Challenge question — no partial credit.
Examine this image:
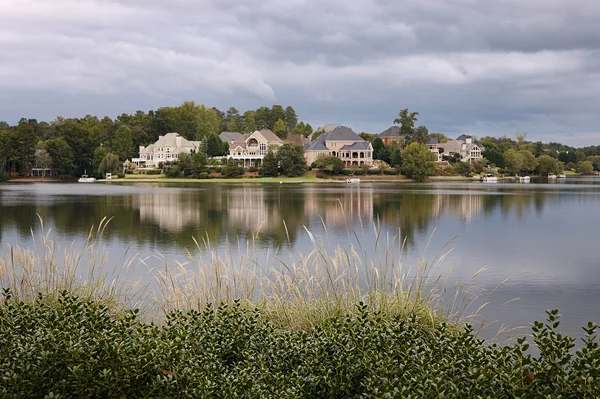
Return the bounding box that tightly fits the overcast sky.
[1,0,598,145]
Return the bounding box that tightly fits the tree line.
[0,102,311,180]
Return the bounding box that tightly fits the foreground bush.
[1,291,598,398]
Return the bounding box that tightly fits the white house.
[132,133,202,168]
[439,135,484,163]
[220,130,284,168]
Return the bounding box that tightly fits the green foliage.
[112,125,134,161]
[1,292,599,398]
[276,143,306,177]
[314,154,344,175]
[45,137,75,176]
[164,164,181,178]
[536,155,560,176]
[483,143,505,168]
[453,162,473,177]
[260,149,279,176]
[145,169,162,175]
[205,133,228,157]
[222,159,243,178]
[401,142,436,182]
[504,148,522,175]
[577,161,594,175]
[393,108,428,145]
[97,153,120,178]
[273,118,287,139]
[117,172,125,179]
[284,106,298,130]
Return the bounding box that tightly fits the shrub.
[341,169,351,176]
[146,169,162,175]
[117,172,125,179]
[353,169,366,176]
[248,166,257,173]
[1,292,599,398]
[367,169,380,175]
[124,169,133,175]
[383,168,398,175]
[0,169,9,182]
[199,172,210,179]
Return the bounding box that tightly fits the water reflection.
[0,182,597,250]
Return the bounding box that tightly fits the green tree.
[358,133,373,142]
[260,149,279,176]
[112,125,133,161]
[97,152,120,178]
[314,154,344,175]
[205,133,228,157]
[536,155,559,176]
[401,142,436,182]
[190,151,207,177]
[222,158,243,178]
[503,148,522,175]
[453,162,472,177]
[519,150,537,174]
[428,132,449,143]
[577,161,594,175]
[224,107,242,132]
[93,146,111,176]
[372,137,390,163]
[276,143,306,177]
[393,109,423,145]
[243,110,257,132]
[273,119,287,139]
[284,106,298,130]
[35,148,52,170]
[483,144,505,168]
[389,147,402,168]
[45,137,75,176]
[255,107,271,130]
[270,105,286,130]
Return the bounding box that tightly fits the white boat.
[548,174,557,179]
[78,170,96,183]
[517,176,530,182]
[346,178,360,184]
[557,174,566,178]
[482,173,498,182]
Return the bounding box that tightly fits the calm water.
[1,178,600,340]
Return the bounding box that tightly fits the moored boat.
[78,170,96,183]
[517,176,530,182]
[346,178,360,184]
[557,174,566,178]
[548,174,557,179]
[482,173,498,182]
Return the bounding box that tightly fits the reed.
[0,214,488,331]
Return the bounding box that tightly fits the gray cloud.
[0,0,599,145]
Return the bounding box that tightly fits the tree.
[577,161,594,175]
[389,147,402,168]
[314,154,344,175]
[112,125,133,161]
[358,133,373,142]
[393,109,422,145]
[190,151,207,177]
[536,155,560,176]
[93,146,111,176]
[255,106,271,130]
[428,132,449,143]
[97,152,120,178]
[35,148,52,170]
[260,149,279,176]
[503,149,522,175]
[205,133,228,157]
[371,137,390,163]
[242,110,257,132]
[45,137,75,176]
[270,105,286,130]
[276,143,306,177]
[224,107,242,132]
[483,144,505,168]
[519,150,537,174]
[273,119,287,139]
[222,158,243,178]
[453,162,472,177]
[284,106,298,130]
[401,142,436,182]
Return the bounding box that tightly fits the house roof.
[340,142,371,151]
[140,144,155,154]
[321,124,337,133]
[326,126,363,141]
[255,129,283,143]
[456,134,473,141]
[153,132,201,149]
[378,126,400,138]
[304,132,329,151]
[427,137,438,145]
[220,132,246,143]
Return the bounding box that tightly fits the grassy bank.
[1,219,599,397]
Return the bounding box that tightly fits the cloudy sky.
[1,0,598,145]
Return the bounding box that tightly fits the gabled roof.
[140,144,155,154]
[154,132,199,148]
[321,124,337,133]
[220,132,246,143]
[326,126,362,141]
[304,132,329,151]
[378,126,400,138]
[255,129,283,143]
[427,137,439,145]
[456,134,473,141]
[340,142,372,151]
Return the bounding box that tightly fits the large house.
[304,126,374,167]
[219,129,284,168]
[378,126,401,146]
[132,133,202,168]
[439,135,484,163]
[426,138,443,162]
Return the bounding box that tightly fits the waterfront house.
[220,129,284,168]
[426,137,443,162]
[305,126,374,167]
[439,135,484,163]
[378,126,401,146]
[132,133,202,168]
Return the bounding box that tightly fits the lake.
[1,178,599,341]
